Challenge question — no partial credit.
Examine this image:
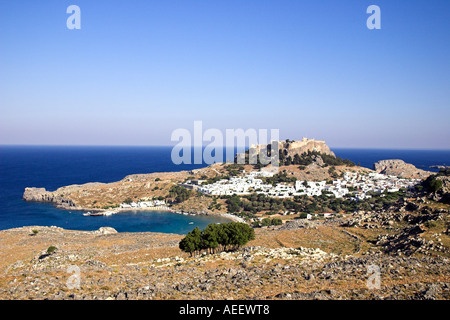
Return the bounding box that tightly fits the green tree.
[226,195,242,213]
[201,224,219,254]
[179,235,196,256]
[179,222,255,255]
[169,185,193,203]
[179,227,202,256]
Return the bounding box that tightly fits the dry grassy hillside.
[1,199,449,300]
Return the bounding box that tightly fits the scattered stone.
[93,227,118,235]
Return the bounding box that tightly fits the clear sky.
[0,0,449,149]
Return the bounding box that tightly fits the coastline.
[49,203,244,224]
[18,150,443,233]
[100,208,245,223]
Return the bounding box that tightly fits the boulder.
[94,227,118,235]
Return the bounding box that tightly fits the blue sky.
[0,0,449,148]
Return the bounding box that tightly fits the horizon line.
[0,144,450,151]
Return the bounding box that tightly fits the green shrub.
[424,220,440,229]
[168,185,193,203]
[47,246,57,254]
[271,218,283,226]
[297,213,308,219]
[123,197,133,204]
[429,179,443,193]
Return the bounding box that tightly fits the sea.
[0,146,449,234]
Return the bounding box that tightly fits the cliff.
[373,159,433,179]
[23,187,79,210]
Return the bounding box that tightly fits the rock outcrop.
[93,227,118,235]
[23,187,79,210]
[373,159,433,179]
[427,175,450,203]
[23,188,52,202]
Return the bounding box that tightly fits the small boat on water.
[189,222,194,225]
[83,212,104,217]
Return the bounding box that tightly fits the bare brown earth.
[1,199,449,300]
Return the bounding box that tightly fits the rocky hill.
[373,159,433,179]
[246,137,335,159]
[277,138,336,157]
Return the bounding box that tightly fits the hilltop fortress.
[278,137,336,157]
[247,137,335,158]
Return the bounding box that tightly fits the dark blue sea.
[0,146,449,233]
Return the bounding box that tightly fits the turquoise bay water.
[37,209,232,234]
[0,146,449,234]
